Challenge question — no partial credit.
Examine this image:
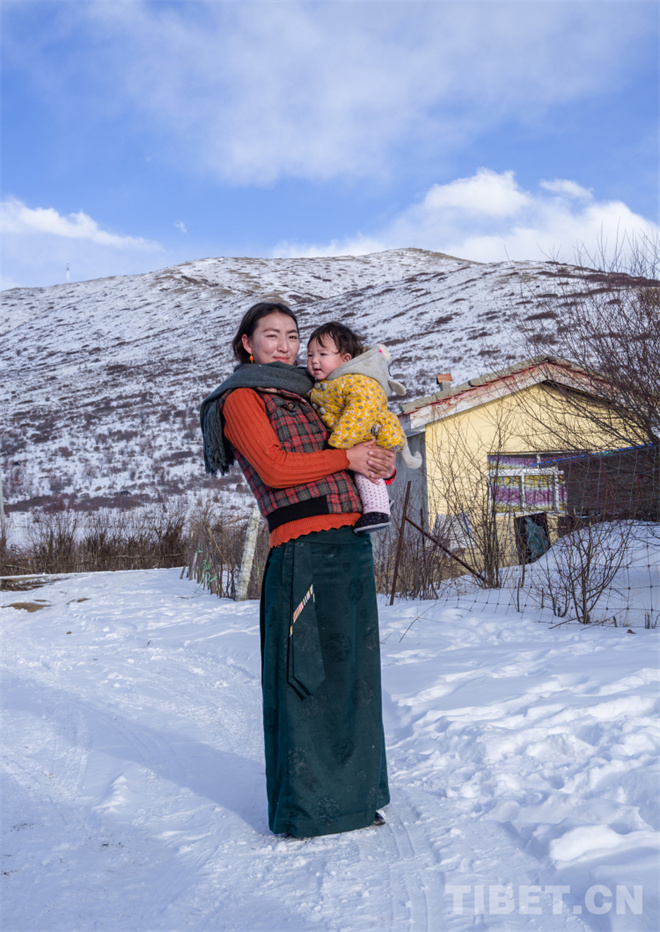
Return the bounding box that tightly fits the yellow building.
[397,356,652,573]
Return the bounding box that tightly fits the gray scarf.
[200,362,315,475]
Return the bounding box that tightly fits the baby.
[307,321,421,533]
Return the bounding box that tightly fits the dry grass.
[0,507,187,576]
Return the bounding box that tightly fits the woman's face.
[241,312,300,366]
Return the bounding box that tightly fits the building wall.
[423,382,642,563]
[388,430,427,524]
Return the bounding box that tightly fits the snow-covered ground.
[2,568,658,931]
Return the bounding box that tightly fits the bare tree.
[424,402,536,588]
[520,234,660,449]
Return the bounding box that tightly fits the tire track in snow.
[385,802,437,931]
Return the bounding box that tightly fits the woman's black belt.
[267,495,330,531]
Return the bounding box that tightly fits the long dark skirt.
[260,526,390,837]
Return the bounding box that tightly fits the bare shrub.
[0,531,10,577]
[3,505,187,575]
[372,491,452,600]
[29,509,79,573]
[526,519,634,623]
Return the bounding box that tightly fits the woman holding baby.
[200,301,402,838]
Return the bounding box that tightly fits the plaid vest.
[218,388,362,532]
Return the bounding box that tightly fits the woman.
[200,302,394,837]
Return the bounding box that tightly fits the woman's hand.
[346,441,396,482]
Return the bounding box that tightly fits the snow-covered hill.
[0,248,633,517]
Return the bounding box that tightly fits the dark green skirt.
[260,526,390,837]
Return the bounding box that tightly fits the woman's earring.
[249,354,254,363]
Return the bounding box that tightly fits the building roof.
[400,356,608,432]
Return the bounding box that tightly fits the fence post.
[189,548,199,581]
[390,481,412,605]
[235,506,261,601]
[0,458,6,540]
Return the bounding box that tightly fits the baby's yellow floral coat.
[311,373,407,450]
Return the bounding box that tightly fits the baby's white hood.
[326,345,406,398]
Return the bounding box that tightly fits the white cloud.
[66,0,652,185]
[272,170,659,266]
[0,198,163,289]
[1,198,159,249]
[174,221,188,234]
[420,170,530,218]
[540,179,593,200]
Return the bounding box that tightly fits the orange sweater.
[223,388,360,547]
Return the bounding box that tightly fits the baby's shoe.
[354,512,390,534]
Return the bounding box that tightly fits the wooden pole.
[235,505,261,601]
[404,515,490,586]
[0,460,6,540]
[389,481,411,605]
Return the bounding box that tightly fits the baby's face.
[307,338,352,381]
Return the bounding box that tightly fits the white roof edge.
[406,360,601,430]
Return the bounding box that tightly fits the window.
[488,454,567,514]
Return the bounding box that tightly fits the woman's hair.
[307,321,364,358]
[231,301,299,364]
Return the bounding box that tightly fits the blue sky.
[1,0,658,289]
